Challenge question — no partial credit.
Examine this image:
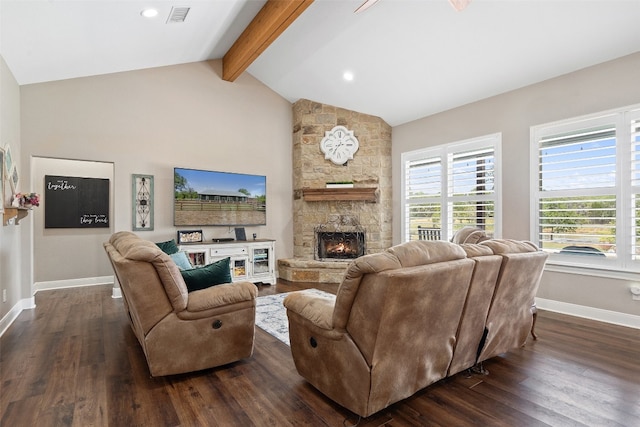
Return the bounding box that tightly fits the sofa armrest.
[283,290,336,331]
[184,281,257,315]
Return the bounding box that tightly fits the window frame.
[401,133,502,243]
[530,103,640,273]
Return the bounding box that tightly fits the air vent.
[167,6,190,23]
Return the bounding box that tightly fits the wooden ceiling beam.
[223,0,314,82]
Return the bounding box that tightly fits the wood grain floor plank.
[467,378,579,427]
[40,334,82,409]
[72,363,108,427]
[165,374,228,427]
[1,395,45,427]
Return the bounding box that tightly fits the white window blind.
[402,134,501,242]
[449,146,496,234]
[531,105,640,271]
[536,124,617,256]
[405,156,442,241]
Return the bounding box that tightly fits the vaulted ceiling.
[2,0,639,126]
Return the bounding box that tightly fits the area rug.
[255,289,334,346]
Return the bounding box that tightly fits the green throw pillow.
[180,257,232,292]
[170,251,193,270]
[156,239,179,255]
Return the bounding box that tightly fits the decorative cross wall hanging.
[133,174,154,231]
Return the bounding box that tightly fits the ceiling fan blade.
[354,0,380,14]
[448,0,472,12]
[355,0,471,14]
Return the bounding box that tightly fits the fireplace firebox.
[314,215,366,261]
[316,231,365,261]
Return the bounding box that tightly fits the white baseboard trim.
[0,297,36,337]
[33,276,114,293]
[536,298,640,329]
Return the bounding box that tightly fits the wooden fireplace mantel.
[301,188,377,202]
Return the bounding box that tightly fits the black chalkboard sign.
[44,175,110,228]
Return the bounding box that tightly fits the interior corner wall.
[392,52,640,319]
[0,54,25,320]
[20,60,293,288]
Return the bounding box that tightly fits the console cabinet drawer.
[210,247,247,257]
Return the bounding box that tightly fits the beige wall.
[0,54,25,320]
[393,52,640,318]
[20,60,293,290]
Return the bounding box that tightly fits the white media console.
[179,239,276,285]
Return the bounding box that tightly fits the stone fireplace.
[278,99,392,283]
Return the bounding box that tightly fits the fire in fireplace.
[316,231,365,261]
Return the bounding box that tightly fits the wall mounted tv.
[174,167,266,226]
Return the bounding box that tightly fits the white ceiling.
[2,0,640,126]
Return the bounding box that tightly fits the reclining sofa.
[104,231,257,376]
[283,238,547,417]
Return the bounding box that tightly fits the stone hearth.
[278,99,392,283]
[278,258,350,284]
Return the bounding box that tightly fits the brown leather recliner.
[447,243,502,376]
[284,239,547,418]
[448,239,547,376]
[104,231,257,376]
[475,239,548,363]
[451,226,490,244]
[284,241,476,417]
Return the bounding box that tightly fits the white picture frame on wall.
[10,166,19,194]
[4,144,13,176]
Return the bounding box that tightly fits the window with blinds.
[402,134,501,242]
[450,147,496,234]
[531,105,640,270]
[537,125,617,256]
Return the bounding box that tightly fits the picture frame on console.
[234,227,246,241]
[177,229,203,244]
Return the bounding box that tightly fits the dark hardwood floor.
[1,280,639,427]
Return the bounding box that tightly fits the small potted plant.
[325,181,354,189]
[14,192,40,208]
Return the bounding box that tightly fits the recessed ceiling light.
[141,8,159,18]
[343,71,354,81]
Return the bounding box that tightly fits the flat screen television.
[174,167,266,226]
